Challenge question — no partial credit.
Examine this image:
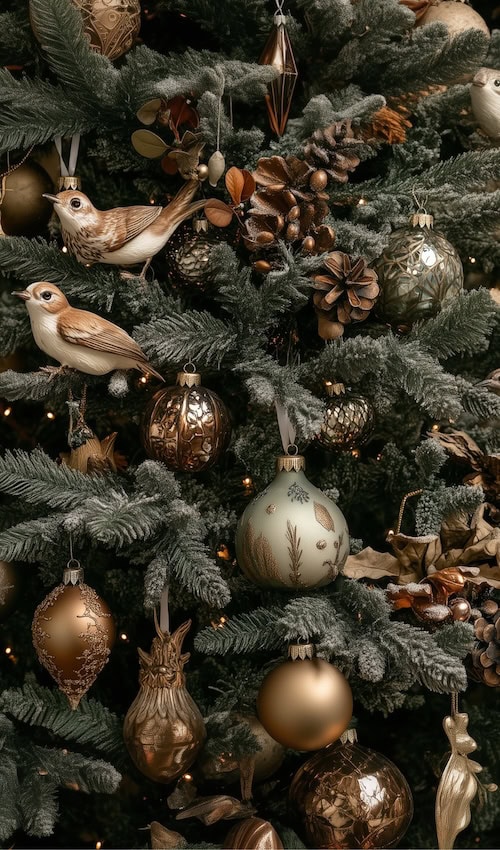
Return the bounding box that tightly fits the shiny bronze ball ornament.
[123,617,206,783]
[0,161,54,237]
[198,713,285,786]
[257,644,353,751]
[142,368,231,472]
[317,382,375,451]
[375,213,463,326]
[0,560,21,623]
[32,564,116,709]
[223,817,284,850]
[235,454,349,589]
[289,729,413,849]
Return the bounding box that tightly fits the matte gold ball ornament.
[0,161,54,237]
[32,563,116,709]
[198,713,285,786]
[0,560,21,623]
[123,617,206,783]
[416,1,489,41]
[235,454,349,589]
[375,213,464,326]
[289,729,413,849]
[318,382,375,451]
[256,643,353,751]
[142,367,231,472]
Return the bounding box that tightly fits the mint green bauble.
[235,455,349,589]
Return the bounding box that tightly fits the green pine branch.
[194,606,284,654]
[412,289,499,360]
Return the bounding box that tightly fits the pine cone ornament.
[303,120,362,183]
[361,106,412,145]
[312,251,379,340]
[245,155,330,251]
[472,598,500,687]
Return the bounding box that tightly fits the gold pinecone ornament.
[303,120,362,183]
[123,618,206,783]
[318,382,375,451]
[312,251,379,340]
[471,598,500,687]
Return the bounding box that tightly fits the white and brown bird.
[470,67,500,140]
[13,282,163,380]
[43,178,206,277]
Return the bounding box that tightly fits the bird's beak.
[472,73,487,87]
[42,193,60,204]
[12,290,31,301]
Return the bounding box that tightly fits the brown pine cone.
[244,155,331,251]
[472,598,500,687]
[303,120,362,184]
[361,106,412,145]
[312,251,379,340]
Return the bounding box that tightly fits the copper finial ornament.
[259,7,298,136]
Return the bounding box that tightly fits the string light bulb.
[96,842,102,850]
[46,411,55,420]
[5,646,11,655]
[3,407,11,417]
[120,632,128,641]
[431,422,440,432]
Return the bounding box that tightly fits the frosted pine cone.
[312,251,379,340]
[303,120,362,183]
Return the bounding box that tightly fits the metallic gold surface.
[0,162,53,237]
[275,454,305,473]
[58,176,82,191]
[142,375,231,472]
[257,655,352,751]
[318,386,375,451]
[199,714,285,785]
[0,560,21,623]
[123,619,206,783]
[223,817,284,850]
[259,16,298,137]
[32,579,115,709]
[290,736,413,848]
[72,0,141,60]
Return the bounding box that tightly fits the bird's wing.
[104,205,163,252]
[59,309,148,363]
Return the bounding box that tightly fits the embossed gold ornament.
[72,0,141,60]
[0,560,21,623]
[290,729,413,849]
[318,382,375,451]
[199,713,285,788]
[375,213,463,326]
[257,643,352,751]
[32,564,115,709]
[123,617,206,783]
[142,369,231,472]
[235,454,349,589]
[436,704,497,850]
[223,817,284,850]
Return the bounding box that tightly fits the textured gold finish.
[318,385,375,451]
[71,0,141,60]
[257,653,352,750]
[123,618,206,783]
[290,734,413,848]
[142,373,231,471]
[259,15,298,137]
[58,176,82,191]
[32,575,115,709]
[223,817,284,850]
[288,643,314,660]
[275,455,305,473]
[435,710,496,850]
[0,560,21,623]
[411,212,433,229]
[199,714,285,786]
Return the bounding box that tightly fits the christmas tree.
[0,0,499,847]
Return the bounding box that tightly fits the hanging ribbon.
[54,134,81,189]
[160,584,170,634]
[275,400,297,454]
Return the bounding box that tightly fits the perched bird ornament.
[43,178,206,278]
[13,282,163,380]
[470,68,500,140]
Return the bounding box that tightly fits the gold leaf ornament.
[314,501,335,531]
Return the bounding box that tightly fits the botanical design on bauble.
[288,482,310,503]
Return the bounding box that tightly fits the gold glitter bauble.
[32,567,115,709]
[289,732,413,849]
[123,619,206,783]
[223,817,284,850]
[318,383,375,451]
[0,560,21,623]
[256,645,352,751]
[198,714,285,785]
[0,161,54,237]
[142,370,231,472]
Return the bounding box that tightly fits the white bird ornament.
[470,67,500,140]
[13,282,163,381]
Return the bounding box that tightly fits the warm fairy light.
[217,544,231,560]
[431,423,440,432]
[96,842,102,849]
[46,411,55,420]
[61,246,68,253]
[351,448,361,459]
[469,257,476,264]
[242,476,253,487]
[3,407,11,417]
[183,773,193,781]
[358,198,367,206]
[140,375,148,384]
[376,452,383,461]
[324,380,332,387]
[149,198,155,205]
[120,632,128,641]
[211,614,228,630]
[5,646,11,655]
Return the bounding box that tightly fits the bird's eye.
[495,80,500,87]
[41,291,52,301]
[70,198,82,209]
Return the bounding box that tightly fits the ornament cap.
[58,176,82,191]
[192,217,209,234]
[325,381,345,397]
[340,728,358,745]
[63,565,84,585]
[176,370,201,388]
[274,13,287,26]
[276,454,305,472]
[410,212,433,229]
[288,642,315,660]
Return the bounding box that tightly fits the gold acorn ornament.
[289,729,413,849]
[375,211,464,327]
[142,366,231,472]
[0,560,22,623]
[317,382,375,452]
[235,452,349,589]
[123,617,206,783]
[256,643,353,751]
[32,561,115,709]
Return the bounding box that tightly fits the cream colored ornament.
[416,1,489,40]
[470,68,500,140]
[208,151,226,187]
[235,454,349,589]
